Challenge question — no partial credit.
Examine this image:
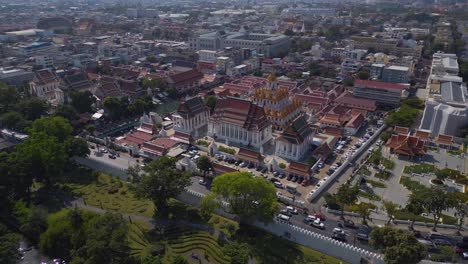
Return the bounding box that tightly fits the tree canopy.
[335,184,359,219]
[370,226,426,264]
[205,172,278,223]
[137,157,191,218]
[69,90,95,113]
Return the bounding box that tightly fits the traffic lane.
[282,207,375,251]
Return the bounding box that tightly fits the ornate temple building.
[275,115,315,161]
[208,97,272,149]
[252,74,302,130]
[172,96,210,143]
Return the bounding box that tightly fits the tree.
[0,223,20,264]
[197,155,212,180]
[20,206,48,243]
[382,200,399,225]
[284,29,295,36]
[69,90,95,113]
[405,192,426,230]
[357,70,370,80]
[29,116,73,143]
[204,96,217,112]
[126,164,142,183]
[200,194,218,221]
[103,96,125,120]
[451,192,468,234]
[137,157,191,218]
[356,202,372,225]
[17,97,49,121]
[76,212,133,264]
[167,88,178,99]
[54,105,78,122]
[370,226,426,264]
[0,111,28,131]
[335,184,359,219]
[423,190,455,231]
[206,172,278,224]
[0,83,19,113]
[66,137,90,158]
[172,255,188,264]
[222,241,251,264]
[15,132,67,184]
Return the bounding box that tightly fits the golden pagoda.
[252,74,302,130]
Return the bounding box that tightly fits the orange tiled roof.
[437,134,454,146]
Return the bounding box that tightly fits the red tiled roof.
[287,162,311,177]
[168,69,203,85]
[211,97,270,132]
[212,163,238,175]
[345,113,365,129]
[34,69,59,85]
[171,131,193,144]
[436,134,454,146]
[322,127,343,137]
[141,137,178,156]
[335,92,377,111]
[355,79,407,91]
[414,130,430,142]
[176,96,208,119]
[386,134,426,156]
[236,148,263,163]
[394,126,410,135]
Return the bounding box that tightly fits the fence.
[308,125,387,202]
[180,189,384,264]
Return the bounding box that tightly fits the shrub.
[196,140,210,147]
[375,170,391,180]
[358,191,381,201]
[279,163,286,169]
[218,146,236,155]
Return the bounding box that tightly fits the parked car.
[108,154,116,159]
[286,206,298,215]
[280,209,292,217]
[332,233,346,242]
[455,242,468,253]
[198,180,207,186]
[248,163,255,169]
[343,219,355,228]
[287,174,293,181]
[270,178,279,183]
[304,215,317,223]
[301,179,309,186]
[239,162,248,168]
[235,160,242,166]
[313,213,326,221]
[277,214,290,222]
[273,171,280,177]
[292,176,298,182]
[279,173,286,178]
[311,219,325,229]
[256,166,263,171]
[333,228,345,235]
[274,182,284,188]
[261,167,268,173]
[356,233,369,241]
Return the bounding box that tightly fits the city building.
[420,52,468,137]
[29,69,64,106]
[167,69,203,93]
[35,55,54,69]
[208,97,272,149]
[386,132,426,158]
[275,115,315,161]
[281,8,336,17]
[189,31,290,58]
[172,96,210,139]
[0,68,34,88]
[351,36,423,58]
[353,80,408,106]
[382,66,410,84]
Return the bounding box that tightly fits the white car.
[312,219,325,229]
[274,182,284,188]
[239,162,248,167]
[198,179,207,185]
[305,215,317,222]
[333,227,345,235]
[286,206,298,214]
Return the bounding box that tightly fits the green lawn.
[399,176,428,193]
[375,171,391,180]
[381,158,395,170]
[359,191,381,201]
[403,164,437,174]
[365,179,386,188]
[59,170,155,218]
